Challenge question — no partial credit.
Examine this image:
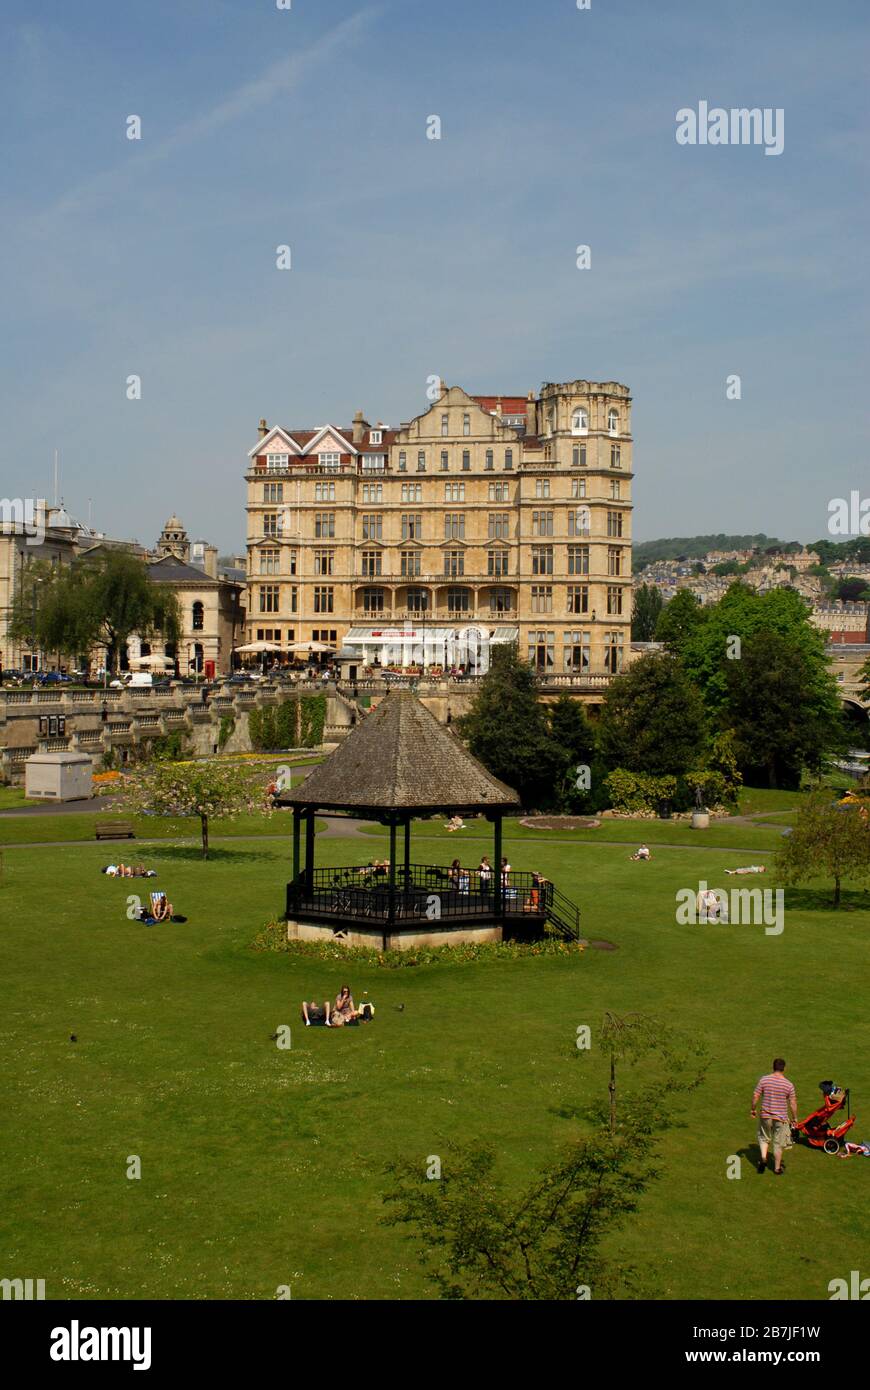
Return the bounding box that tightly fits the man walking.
[751,1058,798,1175]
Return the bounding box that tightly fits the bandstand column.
[493,812,503,916]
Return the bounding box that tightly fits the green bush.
[300,694,326,748]
[605,769,677,813]
[247,707,263,750]
[217,714,235,750]
[683,769,731,808]
[276,699,298,748]
[251,919,581,967]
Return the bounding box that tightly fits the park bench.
[95,821,136,841]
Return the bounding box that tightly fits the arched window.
[571,408,588,435]
[608,408,619,435]
[192,601,205,631]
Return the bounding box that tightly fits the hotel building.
[244,380,632,675]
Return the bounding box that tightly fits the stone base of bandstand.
[286,918,503,951]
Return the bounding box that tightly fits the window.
[531,585,553,614]
[564,630,591,672]
[611,444,621,469]
[547,409,556,435]
[417,451,426,472]
[267,452,289,471]
[362,454,385,472]
[608,546,622,576]
[192,600,204,631]
[370,429,382,445]
[572,443,587,468]
[488,512,510,540]
[504,449,513,470]
[441,414,449,436]
[445,481,465,501]
[532,510,554,537]
[487,550,509,576]
[462,413,470,436]
[290,586,298,612]
[398,451,407,472]
[567,584,589,614]
[605,629,624,673]
[462,449,470,471]
[401,513,422,541]
[535,478,551,499]
[401,483,421,503]
[263,513,280,537]
[315,512,335,539]
[440,450,449,471]
[319,451,341,470]
[259,548,280,575]
[315,480,336,502]
[400,550,421,578]
[447,587,470,613]
[361,514,382,541]
[527,630,555,669]
[361,550,382,577]
[608,409,619,435]
[607,510,624,538]
[444,513,465,540]
[362,481,382,503]
[313,586,334,614]
[571,408,588,435]
[263,481,283,502]
[489,481,509,501]
[607,586,623,616]
[532,546,553,575]
[406,588,429,613]
[568,507,591,537]
[444,550,464,577]
[287,550,298,576]
[314,550,334,576]
[485,449,494,470]
[572,476,587,499]
[256,628,282,643]
[259,584,279,614]
[489,587,513,612]
[363,587,384,613]
[312,629,337,645]
[568,545,590,576]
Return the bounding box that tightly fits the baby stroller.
[792,1081,856,1154]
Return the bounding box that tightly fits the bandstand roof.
[279,690,520,815]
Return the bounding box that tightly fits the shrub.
[217,714,235,750]
[300,694,326,748]
[605,769,677,813]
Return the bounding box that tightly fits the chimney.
[525,391,537,437]
[352,409,365,445]
[494,397,502,417]
[440,380,449,399]
[203,544,218,580]
[258,418,268,439]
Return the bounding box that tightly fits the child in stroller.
[792,1081,856,1154]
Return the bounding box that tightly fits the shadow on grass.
[782,887,870,914]
[147,845,281,864]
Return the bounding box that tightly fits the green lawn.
[0,824,867,1301]
[359,814,791,854]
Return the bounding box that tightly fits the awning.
[345,626,456,645]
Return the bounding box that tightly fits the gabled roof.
[247,427,302,459]
[147,555,220,585]
[280,689,519,814]
[298,424,357,456]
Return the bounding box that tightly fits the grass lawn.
[1,823,867,1301]
[358,815,791,854]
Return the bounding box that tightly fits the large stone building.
[244,380,633,674]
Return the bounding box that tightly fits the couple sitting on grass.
[102,863,157,877]
[301,984,374,1027]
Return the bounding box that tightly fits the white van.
[110,672,153,688]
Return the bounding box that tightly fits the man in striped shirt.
[751,1058,797,1175]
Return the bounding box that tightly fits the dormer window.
[319,452,341,471]
[370,430,382,445]
[267,452,290,471]
[571,409,588,436]
[608,409,619,435]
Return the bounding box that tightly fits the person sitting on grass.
[152,893,174,923]
[330,984,358,1027]
[630,845,651,861]
[301,999,331,1027]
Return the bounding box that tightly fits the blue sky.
[1,0,867,550]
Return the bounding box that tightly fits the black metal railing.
[286,862,561,927]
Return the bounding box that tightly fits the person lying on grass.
[102,863,157,878]
[302,999,331,1026]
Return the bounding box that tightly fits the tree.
[597,651,708,777]
[11,550,181,673]
[724,630,843,788]
[457,645,563,809]
[654,588,706,653]
[775,790,870,906]
[120,760,270,859]
[382,1013,706,1300]
[835,577,870,603]
[548,695,598,810]
[631,583,664,641]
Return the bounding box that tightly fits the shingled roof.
[281,690,520,814]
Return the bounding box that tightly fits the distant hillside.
[633,534,786,570]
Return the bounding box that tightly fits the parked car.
[36,671,73,685]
